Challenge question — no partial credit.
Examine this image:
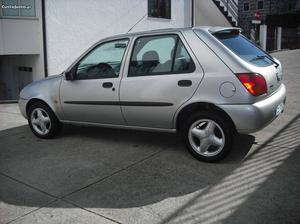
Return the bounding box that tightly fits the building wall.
[45,0,192,75]
[0,0,43,55]
[239,0,273,37]
[0,20,3,55]
[194,0,232,27]
[238,0,299,37]
[0,0,45,100]
[0,55,41,100]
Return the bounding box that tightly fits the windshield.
[213,33,274,67]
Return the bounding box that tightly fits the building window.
[148,0,171,19]
[243,2,250,11]
[18,66,32,72]
[257,0,263,10]
[1,0,35,17]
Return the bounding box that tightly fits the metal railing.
[217,0,238,25]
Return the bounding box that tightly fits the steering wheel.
[86,63,116,78]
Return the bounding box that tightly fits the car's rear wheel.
[28,102,62,138]
[183,111,234,162]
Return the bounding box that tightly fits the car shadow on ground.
[0,121,254,210]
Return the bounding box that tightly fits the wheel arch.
[26,98,56,118]
[175,102,236,133]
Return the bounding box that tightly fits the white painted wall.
[194,0,231,27]
[45,0,191,75]
[0,21,3,55]
[0,0,44,99]
[0,0,43,55]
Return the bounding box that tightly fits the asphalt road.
[0,50,299,224]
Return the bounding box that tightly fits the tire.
[28,102,62,139]
[182,111,234,162]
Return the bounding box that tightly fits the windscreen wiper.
[250,55,279,68]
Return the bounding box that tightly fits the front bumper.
[219,84,287,134]
[18,98,29,119]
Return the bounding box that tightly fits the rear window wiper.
[250,55,279,68]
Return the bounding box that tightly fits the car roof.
[100,26,241,41]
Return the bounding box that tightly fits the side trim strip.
[64,101,173,107]
[61,120,176,133]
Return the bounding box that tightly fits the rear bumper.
[219,84,287,134]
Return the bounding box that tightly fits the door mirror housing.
[65,66,76,80]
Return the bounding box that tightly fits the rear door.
[120,33,204,129]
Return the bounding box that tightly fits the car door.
[120,33,204,129]
[60,38,129,125]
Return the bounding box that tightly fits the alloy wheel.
[188,119,225,157]
[30,108,51,135]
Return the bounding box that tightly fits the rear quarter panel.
[178,29,252,105]
[173,30,253,128]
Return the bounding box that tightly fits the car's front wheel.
[183,111,234,162]
[28,102,62,138]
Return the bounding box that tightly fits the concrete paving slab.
[65,109,300,224]
[0,174,55,224]
[66,143,299,224]
[0,104,22,114]
[252,112,298,146]
[0,109,27,131]
[9,200,116,224]
[65,137,255,224]
[0,125,175,198]
[154,145,300,224]
[272,49,300,69]
[251,50,300,145]
[200,149,300,224]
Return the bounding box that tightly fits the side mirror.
[65,66,76,80]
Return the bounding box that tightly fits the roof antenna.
[127,14,147,33]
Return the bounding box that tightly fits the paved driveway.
[0,50,299,224]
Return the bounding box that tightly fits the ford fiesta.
[19,27,286,162]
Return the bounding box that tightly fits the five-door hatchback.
[19,27,286,162]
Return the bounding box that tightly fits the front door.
[60,38,129,125]
[120,34,203,129]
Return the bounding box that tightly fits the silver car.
[19,27,286,162]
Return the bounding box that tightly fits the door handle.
[102,82,113,88]
[178,80,192,87]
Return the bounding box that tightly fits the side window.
[128,35,195,77]
[76,39,128,80]
[173,40,195,73]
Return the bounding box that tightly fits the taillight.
[236,73,267,96]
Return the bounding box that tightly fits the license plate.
[275,102,284,116]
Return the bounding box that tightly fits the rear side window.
[128,34,195,77]
[213,32,274,67]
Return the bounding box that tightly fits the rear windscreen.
[213,33,274,67]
